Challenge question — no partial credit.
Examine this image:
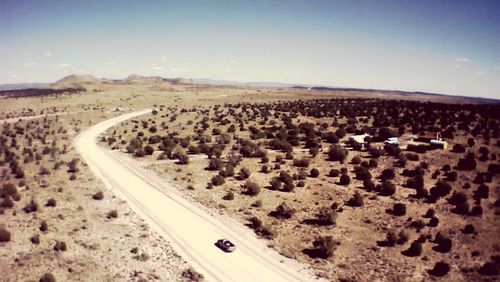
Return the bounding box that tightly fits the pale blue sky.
[1,0,499,98]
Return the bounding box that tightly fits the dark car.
[215,239,236,252]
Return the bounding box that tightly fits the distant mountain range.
[0,83,49,90]
[1,74,498,103]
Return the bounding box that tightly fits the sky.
[1,0,499,99]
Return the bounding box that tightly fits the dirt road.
[74,109,319,282]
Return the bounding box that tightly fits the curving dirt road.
[74,109,320,282]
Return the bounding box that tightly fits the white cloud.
[45,52,52,57]
[105,61,116,65]
[8,74,17,78]
[160,55,167,61]
[22,62,38,68]
[57,63,71,68]
[494,65,500,71]
[455,57,469,63]
[477,70,486,75]
[152,66,165,70]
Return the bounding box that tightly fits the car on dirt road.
[215,239,236,252]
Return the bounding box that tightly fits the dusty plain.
[1,76,499,281]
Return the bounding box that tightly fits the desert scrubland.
[1,75,499,281]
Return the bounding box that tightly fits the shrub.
[260,165,269,173]
[470,205,483,216]
[40,220,48,232]
[23,199,38,213]
[346,192,363,207]
[310,168,320,178]
[452,144,466,153]
[92,191,104,200]
[244,180,261,196]
[457,153,476,170]
[219,164,235,178]
[433,234,452,253]
[67,158,79,173]
[1,183,17,197]
[107,210,118,219]
[174,150,189,164]
[31,234,40,244]
[428,261,450,277]
[1,197,14,208]
[392,203,406,216]
[335,128,347,138]
[271,202,295,219]
[354,166,371,181]
[475,184,489,199]
[207,158,224,170]
[238,167,251,180]
[249,216,262,230]
[363,179,375,191]
[45,198,56,207]
[316,207,337,225]
[223,191,234,200]
[379,180,396,196]
[39,273,56,282]
[211,175,225,186]
[329,169,340,177]
[478,256,500,276]
[385,231,398,247]
[402,240,422,257]
[428,216,439,227]
[310,235,339,258]
[429,181,452,201]
[270,178,282,190]
[53,241,67,251]
[380,168,395,180]
[252,199,262,208]
[293,158,310,167]
[0,227,11,242]
[328,145,348,163]
[351,156,362,164]
[339,174,350,185]
[143,145,154,155]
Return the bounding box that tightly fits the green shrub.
[211,175,225,186]
[244,180,261,195]
[238,167,251,180]
[339,174,350,185]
